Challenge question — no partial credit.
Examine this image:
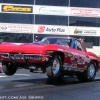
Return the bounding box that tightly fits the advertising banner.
[1,5,33,13]
[34,5,70,16]
[70,7,100,17]
[69,26,97,36]
[35,25,68,34]
[0,24,33,33]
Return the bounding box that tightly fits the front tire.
[2,61,17,76]
[77,61,96,82]
[46,54,63,80]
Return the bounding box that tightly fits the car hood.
[0,43,67,54]
[0,43,46,54]
[0,42,22,52]
[16,44,46,54]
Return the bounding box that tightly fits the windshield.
[41,37,72,47]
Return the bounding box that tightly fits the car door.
[63,39,74,70]
[71,40,88,69]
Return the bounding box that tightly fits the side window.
[74,40,83,51]
[43,40,50,44]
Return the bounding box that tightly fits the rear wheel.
[77,61,96,82]
[46,54,63,80]
[2,61,17,76]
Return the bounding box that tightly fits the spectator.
[79,36,85,43]
[34,36,39,42]
[32,36,41,44]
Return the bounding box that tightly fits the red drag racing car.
[0,36,100,82]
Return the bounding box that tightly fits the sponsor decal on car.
[84,58,90,63]
[58,49,63,52]
[84,66,87,68]
[2,5,33,13]
[70,56,75,60]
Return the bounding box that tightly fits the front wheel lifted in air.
[2,61,18,76]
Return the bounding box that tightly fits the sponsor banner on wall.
[35,25,68,34]
[69,26,97,35]
[34,5,70,15]
[34,5,100,17]
[70,7,100,17]
[1,5,33,13]
[0,24,33,33]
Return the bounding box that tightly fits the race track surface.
[0,69,100,100]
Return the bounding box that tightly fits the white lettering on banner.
[0,24,32,33]
[70,8,100,17]
[38,26,65,33]
[39,7,65,14]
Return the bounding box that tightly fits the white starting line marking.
[14,74,31,76]
[0,76,7,77]
[0,73,31,78]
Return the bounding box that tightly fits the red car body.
[0,37,100,82]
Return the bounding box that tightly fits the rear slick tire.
[77,61,96,82]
